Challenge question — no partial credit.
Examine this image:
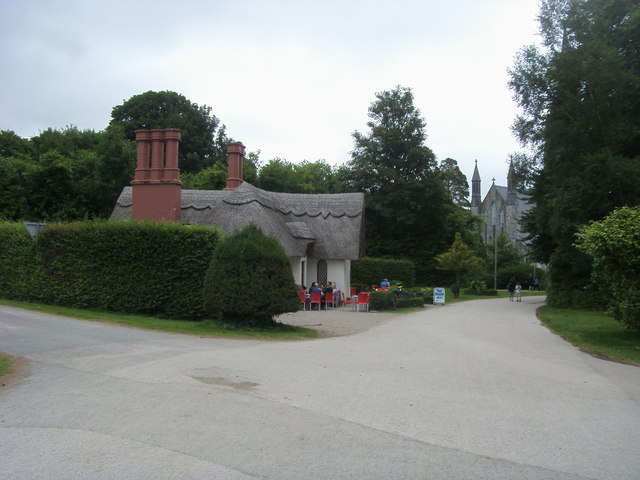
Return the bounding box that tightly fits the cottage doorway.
[317,260,327,286]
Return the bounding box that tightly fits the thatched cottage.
[110,129,365,291]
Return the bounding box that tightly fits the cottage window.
[317,260,327,286]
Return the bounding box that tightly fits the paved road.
[1,298,639,480]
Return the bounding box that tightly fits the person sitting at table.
[298,285,309,306]
[380,279,390,287]
[309,282,322,294]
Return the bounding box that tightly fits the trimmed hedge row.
[0,222,45,300]
[351,257,415,287]
[0,221,222,320]
[369,287,431,310]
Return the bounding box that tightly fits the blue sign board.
[434,287,445,305]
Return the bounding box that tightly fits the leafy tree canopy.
[435,232,484,285]
[110,90,230,173]
[438,157,470,207]
[509,0,640,306]
[576,206,640,329]
[346,85,460,283]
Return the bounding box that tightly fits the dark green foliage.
[370,287,427,310]
[351,257,415,287]
[0,126,135,222]
[0,223,45,300]
[493,263,545,292]
[509,0,640,307]
[346,86,462,284]
[370,290,394,310]
[34,221,222,319]
[203,224,299,327]
[439,158,470,208]
[255,158,346,194]
[397,288,428,308]
[110,90,230,173]
[576,206,640,330]
[450,283,461,298]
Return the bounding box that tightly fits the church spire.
[507,160,517,205]
[471,159,481,209]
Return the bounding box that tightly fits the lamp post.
[493,224,497,290]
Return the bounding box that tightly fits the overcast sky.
[1,0,540,197]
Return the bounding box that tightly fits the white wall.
[289,256,350,294]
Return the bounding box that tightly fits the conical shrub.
[203,224,299,327]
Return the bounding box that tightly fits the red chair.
[378,286,389,291]
[323,291,334,310]
[350,286,357,296]
[298,291,309,311]
[310,291,322,310]
[356,292,371,312]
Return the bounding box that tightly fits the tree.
[110,90,230,173]
[202,224,299,327]
[509,0,640,307]
[438,158,470,207]
[255,158,298,192]
[0,130,32,157]
[435,232,484,287]
[576,206,640,330]
[346,86,456,283]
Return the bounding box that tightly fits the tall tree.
[347,86,455,283]
[438,157,470,207]
[110,90,230,173]
[509,0,640,307]
[435,232,484,286]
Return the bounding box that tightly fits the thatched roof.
[111,182,365,260]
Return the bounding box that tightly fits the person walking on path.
[515,282,522,302]
[507,277,516,301]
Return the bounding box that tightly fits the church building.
[470,161,532,255]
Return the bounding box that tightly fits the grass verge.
[537,305,640,366]
[0,298,317,340]
[0,353,12,378]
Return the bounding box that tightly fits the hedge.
[38,220,223,319]
[369,287,429,310]
[0,221,223,320]
[351,257,415,287]
[0,222,45,300]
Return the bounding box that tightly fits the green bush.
[351,257,415,287]
[466,279,486,292]
[203,224,299,327]
[35,220,221,319]
[396,287,427,308]
[450,283,461,298]
[0,222,45,300]
[397,296,425,308]
[370,290,394,310]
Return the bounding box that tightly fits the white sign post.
[433,287,445,305]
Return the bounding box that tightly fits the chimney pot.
[225,142,246,190]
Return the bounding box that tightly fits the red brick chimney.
[224,142,246,190]
[131,128,182,221]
